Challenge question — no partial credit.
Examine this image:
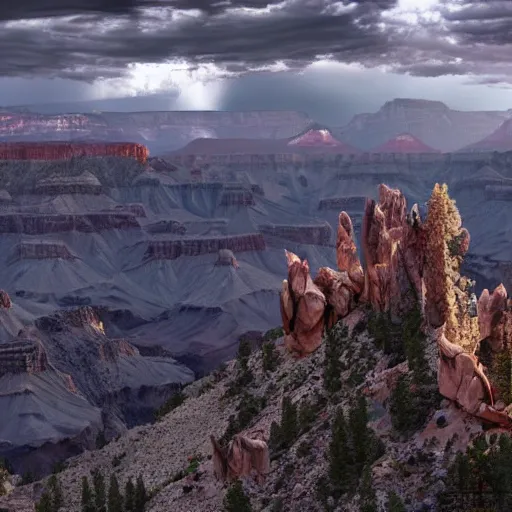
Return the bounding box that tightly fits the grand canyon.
[1,97,512,512]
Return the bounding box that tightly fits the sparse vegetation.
[221,392,266,445]
[386,491,406,512]
[154,389,187,421]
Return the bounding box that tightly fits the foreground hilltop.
[2,182,512,512]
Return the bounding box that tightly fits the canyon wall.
[0,143,149,164]
[15,242,75,260]
[259,223,333,246]
[0,213,141,234]
[318,196,367,211]
[144,233,266,260]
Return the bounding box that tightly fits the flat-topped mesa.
[15,241,75,260]
[280,251,326,357]
[259,223,333,246]
[0,340,48,377]
[318,196,366,211]
[144,233,266,260]
[0,142,149,164]
[0,212,141,234]
[34,171,102,195]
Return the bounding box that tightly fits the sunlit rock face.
[0,142,149,164]
[280,251,326,357]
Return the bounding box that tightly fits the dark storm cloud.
[0,0,397,80]
[442,1,512,45]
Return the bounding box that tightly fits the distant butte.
[371,133,441,153]
[461,118,512,152]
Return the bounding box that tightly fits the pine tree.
[124,478,135,512]
[108,473,123,512]
[280,396,298,448]
[92,469,107,512]
[268,421,282,452]
[35,491,53,512]
[386,491,406,512]
[223,479,252,512]
[48,474,63,512]
[81,476,95,512]
[134,474,147,512]
[323,325,344,393]
[359,465,377,512]
[349,395,370,471]
[262,341,280,372]
[328,407,354,496]
[237,338,252,372]
[389,374,415,433]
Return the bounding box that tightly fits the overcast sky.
[2,0,512,123]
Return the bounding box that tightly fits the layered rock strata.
[318,196,366,211]
[0,213,140,234]
[0,142,149,164]
[34,171,102,195]
[259,223,333,246]
[15,241,75,260]
[0,340,47,376]
[144,234,266,260]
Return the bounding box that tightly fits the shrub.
[224,479,252,512]
[154,390,186,421]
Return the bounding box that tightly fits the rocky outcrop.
[144,234,266,260]
[105,204,147,217]
[0,142,149,164]
[0,290,11,308]
[0,213,140,234]
[0,340,47,376]
[145,220,187,235]
[34,171,102,195]
[211,432,270,485]
[215,249,239,268]
[314,213,364,322]
[280,251,326,357]
[15,241,75,260]
[259,223,333,246]
[318,196,366,211]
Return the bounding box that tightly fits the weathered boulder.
[211,432,270,485]
[280,250,326,357]
[0,290,12,308]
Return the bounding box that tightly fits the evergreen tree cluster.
[319,396,385,508]
[440,433,512,510]
[78,470,148,512]
[35,475,63,512]
[389,305,440,435]
[269,394,323,453]
[262,341,281,373]
[224,479,252,512]
[323,324,346,394]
